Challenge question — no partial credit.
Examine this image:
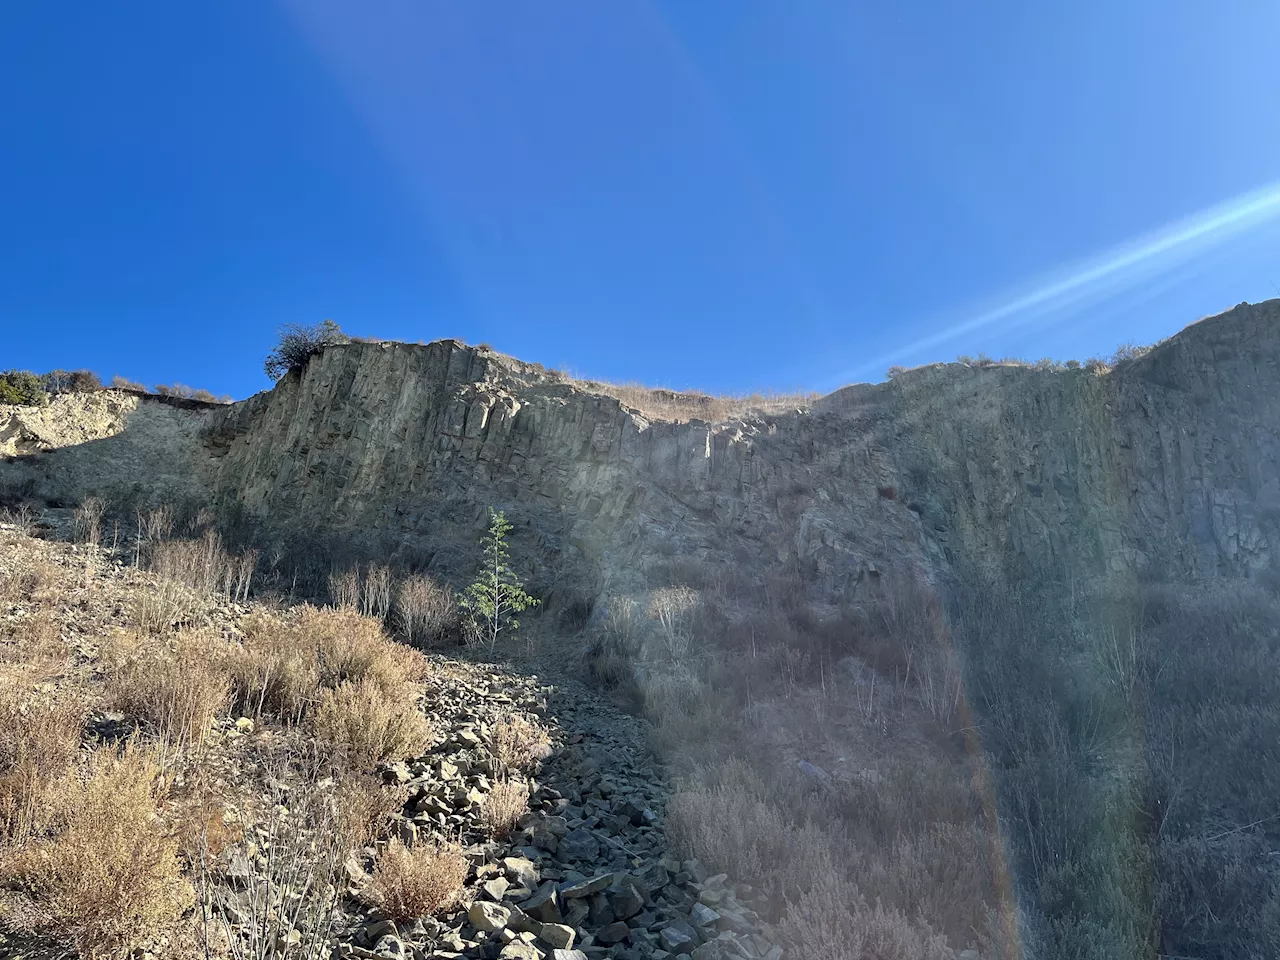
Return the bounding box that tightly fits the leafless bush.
[328,566,361,610]
[335,777,408,850]
[646,585,700,662]
[488,713,551,774]
[361,564,392,622]
[103,630,232,749]
[0,692,85,844]
[198,774,351,960]
[73,496,106,547]
[481,780,528,839]
[363,838,467,921]
[147,532,256,602]
[395,574,456,647]
[1,502,37,536]
[582,597,642,692]
[228,606,426,724]
[6,743,193,959]
[312,678,433,770]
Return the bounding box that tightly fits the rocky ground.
[343,660,783,960]
[0,524,783,960]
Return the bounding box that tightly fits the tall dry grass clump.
[102,630,232,748]
[395,574,456,647]
[5,744,193,959]
[148,530,256,602]
[200,774,352,960]
[312,678,433,770]
[0,691,85,844]
[481,780,528,839]
[228,606,427,723]
[363,838,467,921]
[488,713,551,774]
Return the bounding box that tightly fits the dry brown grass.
[396,574,456,647]
[102,630,232,748]
[148,531,256,602]
[229,605,427,722]
[480,779,528,840]
[363,838,467,921]
[4,743,193,959]
[336,776,409,849]
[572,379,817,424]
[488,713,550,774]
[0,691,85,844]
[312,678,434,770]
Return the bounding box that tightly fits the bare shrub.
[73,496,106,547]
[312,679,433,770]
[395,574,456,647]
[336,777,408,849]
[0,693,84,844]
[7,744,193,959]
[363,838,467,921]
[646,585,700,662]
[148,530,254,600]
[264,319,349,381]
[199,774,351,960]
[488,713,551,774]
[582,597,642,692]
[480,780,528,839]
[103,630,232,748]
[229,606,427,723]
[132,572,204,635]
[361,564,392,622]
[328,566,361,610]
[778,880,953,960]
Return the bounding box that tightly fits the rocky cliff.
[4,299,1278,601]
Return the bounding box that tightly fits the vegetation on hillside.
[263,319,349,381]
[458,509,539,650]
[0,371,48,407]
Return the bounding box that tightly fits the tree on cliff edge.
[459,509,540,651]
[264,319,349,381]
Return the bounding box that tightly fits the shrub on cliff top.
[0,370,48,407]
[264,319,349,381]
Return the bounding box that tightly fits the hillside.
[1,298,1279,960]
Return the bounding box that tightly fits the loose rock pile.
[338,661,784,960]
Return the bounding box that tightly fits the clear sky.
[3,2,1279,400]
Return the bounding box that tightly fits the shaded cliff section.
[3,300,1278,603]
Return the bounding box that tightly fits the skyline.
[3,2,1278,399]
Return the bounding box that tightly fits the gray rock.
[523,881,564,924]
[596,921,632,945]
[561,874,612,898]
[538,923,577,950]
[373,935,408,959]
[609,881,646,920]
[551,952,588,960]
[660,925,695,954]
[482,877,510,901]
[558,827,601,861]
[689,903,720,929]
[468,901,512,933]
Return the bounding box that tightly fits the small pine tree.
[459,509,539,651]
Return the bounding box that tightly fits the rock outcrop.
[4,300,1278,598]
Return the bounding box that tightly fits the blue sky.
[3,2,1279,399]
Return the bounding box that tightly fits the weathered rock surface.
[6,300,1277,599]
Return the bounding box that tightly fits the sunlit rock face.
[4,299,1278,599]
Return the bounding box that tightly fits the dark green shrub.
[264,319,349,381]
[0,370,49,406]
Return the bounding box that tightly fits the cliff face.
[4,300,1278,598]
